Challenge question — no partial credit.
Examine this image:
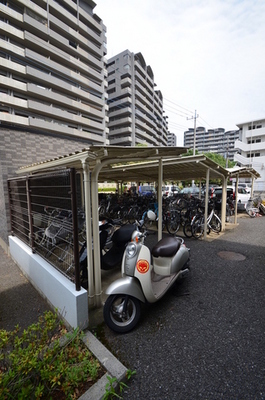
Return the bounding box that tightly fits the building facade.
[0,0,108,144]
[184,127,239,161]
[106,50,168,146]
[0,0,108,250]
[234,119,265,191]
[167,132,177,147]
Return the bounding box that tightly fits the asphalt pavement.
[98,215,265,400]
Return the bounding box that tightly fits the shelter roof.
[17,146,230,182]
[226,166,260,179]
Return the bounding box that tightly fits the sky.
[95,0,265,146]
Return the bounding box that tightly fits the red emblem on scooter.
[136,259,149,273]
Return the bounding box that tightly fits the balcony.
[108,107,132,118]
[109,136,132,145]
[235,139,265,153]
[121,76,132,88]
[234,152,251,166]
[108,116,132,127]
[245,126,265,139]
[108,126,132,136]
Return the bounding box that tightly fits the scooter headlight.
[126,242,137,258]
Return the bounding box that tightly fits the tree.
[203,152,236,168]
[182,149,236,168]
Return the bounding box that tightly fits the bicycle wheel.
[210,214,222,233]
[192,216,204,239]
[166,211,180,234]
[127,206,140,224]
[246,208,257,218]
[183,221,193,238]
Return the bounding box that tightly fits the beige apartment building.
[0,0,108,249]
[0,0,108,143]
[106,50,168,146]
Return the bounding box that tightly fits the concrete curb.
[79,330,127,399]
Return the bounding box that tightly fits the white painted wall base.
[9,236,88,329]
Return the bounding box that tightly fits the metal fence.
[8,168,85,291]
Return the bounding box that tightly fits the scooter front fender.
[105,276,145,303]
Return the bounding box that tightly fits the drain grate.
[217,251,246,261]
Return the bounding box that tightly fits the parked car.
[162,185,180,197]
[214,186,250,211]
[138,185,156,196]
[201,185,217,199]
[180,186,200,196]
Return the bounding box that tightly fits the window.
[107,88,116,94]
[107,61,115,68]
[69,40,77,48]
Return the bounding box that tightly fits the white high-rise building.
[184,127,239,161]
[234,119,265,191]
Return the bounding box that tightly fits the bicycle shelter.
[10,146,260,327]
[13,146,237,316]
[226,166,260,224]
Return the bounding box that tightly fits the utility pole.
[187,110,199,155]
[187,110,199,187]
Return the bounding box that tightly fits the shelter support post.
[82,161,94,306]
[234,174,239,225]
[70,168,81,291]
[204,169,210,240]
[221,175,227,230]
[91,157,126,308]
[251,177,254,198]
[157,159,163,241]
[91,163,102,308]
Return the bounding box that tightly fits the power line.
[163,98,193,115]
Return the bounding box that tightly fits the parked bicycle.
[246,196,265,217]
[191,200,222,239]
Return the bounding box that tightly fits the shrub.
[0,311,103,399]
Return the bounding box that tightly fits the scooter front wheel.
[103,294,141,333]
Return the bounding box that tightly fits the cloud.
[95,0,265,144]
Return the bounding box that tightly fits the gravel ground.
[99,215,265,400]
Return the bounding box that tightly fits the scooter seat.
[151,236,182,258]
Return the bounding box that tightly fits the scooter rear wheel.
[103,294,141,333]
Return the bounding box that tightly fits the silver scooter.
[103,219,190,333]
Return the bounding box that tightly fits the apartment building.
[184,127,239,161]
[167,131,177,147]
[234,119,265,191]
[106,49,168,146]
[0,0,108,249]
[0,0,108,143]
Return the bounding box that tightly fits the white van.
[238,183,251,194]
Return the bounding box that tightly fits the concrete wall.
[0,127,90,249]
[9,235,88,329]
